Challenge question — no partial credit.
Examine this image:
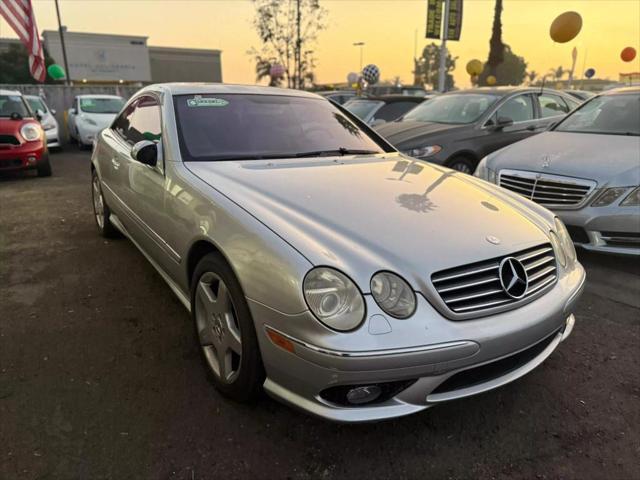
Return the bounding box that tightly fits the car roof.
[355,94,426,103]
[76,94,124,99]
[444,87,571,97]
[143,83,323,99]
[600,86,640,96]
[0,89,22,96]
[317,90,355,96]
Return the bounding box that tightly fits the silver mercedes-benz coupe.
[475,87,640,256]
[90,84,585,422]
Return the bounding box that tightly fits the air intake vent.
[431,244,557,316]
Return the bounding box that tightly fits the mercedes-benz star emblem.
[499,257,528,299]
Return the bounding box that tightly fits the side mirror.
[51,109,57,115]
[70,108,77,115]
[131,140,158,167]
[35,109,44,121]
[489,116,513,130]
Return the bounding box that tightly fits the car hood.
[187,154,552,292]
[489,131,640,187]
[78,113,116,129]
[375,120,469,147]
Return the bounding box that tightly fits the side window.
[375,102,418,121]
[112,96,162,145]
[496,95,535,123]
[538,94,570,118]
[127,96,162,145]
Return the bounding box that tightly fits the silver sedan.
[476,87,640,256]
[90,83,585,422]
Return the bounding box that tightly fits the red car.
[0,90,51,177]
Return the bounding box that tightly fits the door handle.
[111,158,120,169]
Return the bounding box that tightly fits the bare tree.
[249,0,327,89]
[548,66,566,82]
[526,70,538,85]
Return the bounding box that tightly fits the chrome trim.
[264,325,472,358]
[498,169,597,209]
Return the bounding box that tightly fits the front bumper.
[252,264,585,422]
[44,126,60,148]
[557,203,640,256]
[0,140,46,171]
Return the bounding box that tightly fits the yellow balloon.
[466,59,483,76]
[486,75,497,86]
[550,11,582,43]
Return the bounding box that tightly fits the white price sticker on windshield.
[187,96,228,108]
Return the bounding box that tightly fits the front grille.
[431,329,559,395]
[0,134,20,145]
[431,243,557,316]
[499,169,596,207]
[566,225,590,244]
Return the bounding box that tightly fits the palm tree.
[254,56,282,87]
[526,70,538,85]
[549,66,566,82]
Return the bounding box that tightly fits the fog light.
[27,156,37,165]
[346,385,382,405]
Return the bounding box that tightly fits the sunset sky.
[1,0,639,88]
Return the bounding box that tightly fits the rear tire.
[91,169,119,238]
[37,153,52,177]
[446,156,476,174]
[191,253,265,402]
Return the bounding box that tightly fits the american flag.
[0,0,46,83]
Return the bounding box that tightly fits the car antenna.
[539,75,546,95]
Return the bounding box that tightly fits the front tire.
[446,155,476,174]
[191,253,264,402]
[91,169,118,238]
[37,153,52,177]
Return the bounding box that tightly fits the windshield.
[80,97,125,114]
[27,97,47,113]
[402,93,498,124]
[173,94,387,161]
[0,94,31,118]
[555,93,640,136]
[344,100,382,120]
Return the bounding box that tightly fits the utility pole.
[296,0,301,89]
[54,0,71,85]
[438,0,450,92]
[353,42,365,72]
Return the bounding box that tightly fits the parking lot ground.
[1,150,639,480]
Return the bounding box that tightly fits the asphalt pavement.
[1,150,639,479]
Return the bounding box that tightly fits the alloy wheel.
[92,174,105,229]
[195,272,243,384]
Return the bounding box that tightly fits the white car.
[68,95,125,149]
[25,95,60,149]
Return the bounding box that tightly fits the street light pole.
[353,42,365,72]
[54,0,71,85]
[438,0,450,92]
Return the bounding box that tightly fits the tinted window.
[374,102,420,121]
[555,93,640,136]
[80,97,125,114]
[344,100,383,120]
[403,94,498,124]
[173,94,385,161]
[497,95,535,122]
[113,96,161,145]
[0,94,30,117]
[538,94,570,118]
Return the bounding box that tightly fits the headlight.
[20,122,42,141]
[370,272,416,319]
[549,230,566,268]
[82,116,98,126]
[591,187,628,207]
[303,267,365,331]
[473,156,497,183]
[554,217,576,266]
[621,187,640,206]
[404,145,442,158]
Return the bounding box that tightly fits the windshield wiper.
[293,148,379,158]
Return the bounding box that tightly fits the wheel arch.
[186,239,235,292]
[445,150,481,169]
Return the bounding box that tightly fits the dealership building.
[0,30,222,84]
